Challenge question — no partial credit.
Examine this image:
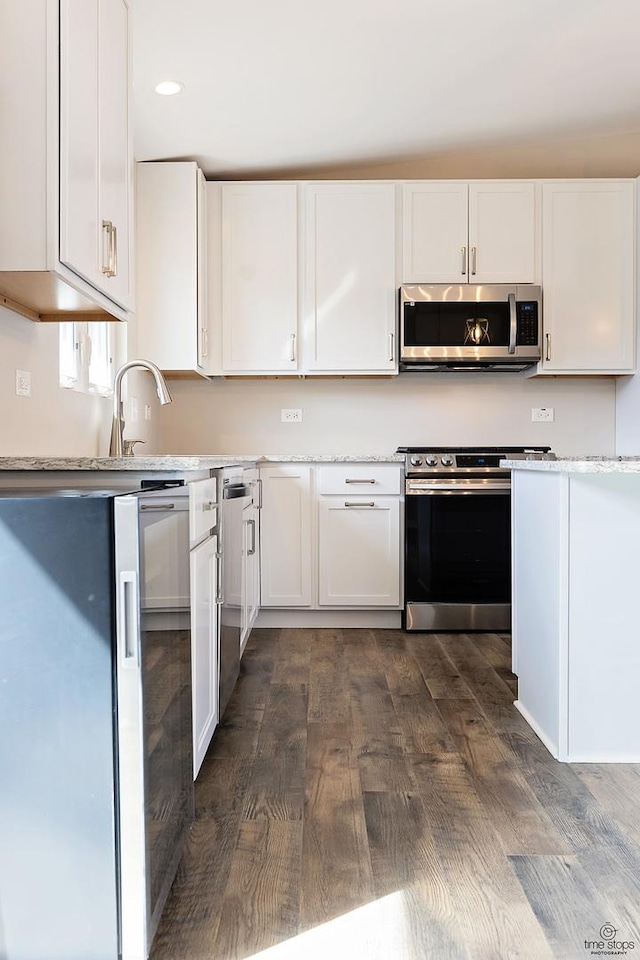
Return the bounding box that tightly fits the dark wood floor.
[150,628,640,960]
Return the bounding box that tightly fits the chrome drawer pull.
[345,478,375,484]
[345,501,375,507]
[140,502,175,510]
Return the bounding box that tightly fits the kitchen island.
[503,455,640,763]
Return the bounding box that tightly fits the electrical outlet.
[144,404,152,421]
[532,407,555,422]
[129,396,139,422]
[15,369,31,397]
[281,408,303,423]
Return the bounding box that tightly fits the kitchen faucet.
[108,359,172,457]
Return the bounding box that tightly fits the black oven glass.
[405,492,511,604]
[403,301,538,348]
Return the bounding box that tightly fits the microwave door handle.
[508,293,517,355]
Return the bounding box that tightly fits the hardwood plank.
[270,627,312,685]
[405,634,475,700]
[436,699,572,855]
[308,628,352,722]
[242,683,308,821]
[194,757,252,820]
[212,819,303,959]
[467,631,518,697]
[408,753,554,960]
[151,811,244,960]
[510,854,614,958]
[363,790,469,959]
[391,691,456,757]
[437,633,515,705]
[300,721,374,930]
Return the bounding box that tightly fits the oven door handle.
[406,481,511,494]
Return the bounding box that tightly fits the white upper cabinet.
[402,181,536,284]
[136,161,213,377]
[302,183,397,373]
[538,180,635,374]
[60,0,131,308]
[0,0,132,322]
[221,183,299,373]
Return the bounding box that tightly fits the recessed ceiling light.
[154,80,184,96]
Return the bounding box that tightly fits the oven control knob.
[425,455,438,466]
[441,455,454,467]
[409,455,423,466]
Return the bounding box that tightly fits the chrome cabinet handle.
[201,326,209,359]
[345,501,375,507]
[508,292,517,355]
[388,332,394,362]
[111,224,118,277]
[215,550,223,604]
[203,500,216,511]
[471,246,477,276]
[101,220,114,276]
[248,518,256,555]
[140,502,175,511]
[461,246,467,276]
[345,478,375,484]
[545,333,551,362]
[255,478,263,509]
[289,333,296,362]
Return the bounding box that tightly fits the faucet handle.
[123,439,146,457]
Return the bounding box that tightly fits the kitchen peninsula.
[505,455,640,763]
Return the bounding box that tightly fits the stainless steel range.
[398,446,553,631]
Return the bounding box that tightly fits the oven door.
[404,480,511,631]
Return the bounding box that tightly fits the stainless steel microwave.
[399,283,542,372]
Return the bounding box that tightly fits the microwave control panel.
[517,302,539,346]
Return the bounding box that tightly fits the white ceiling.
[132,0,640,178]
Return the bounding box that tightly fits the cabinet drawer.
[189,477,218,545]
[316,464,402,496]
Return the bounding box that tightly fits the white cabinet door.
[468,182,536,283]
[59,0,100,292]
[402,182,468,282]
[97,0,131,308]
[402,181,536,284]
[303,183,397,373]
[540,181,635,374]
[136,161,212,376]
[59,0,131,309]
[260,466,312,606]
[318,497,400,606]
[221,183,298,372]
[190,534,219,777]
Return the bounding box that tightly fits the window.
[59,321,120,396]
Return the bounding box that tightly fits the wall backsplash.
[157,374,616,457]
[0,304,161,457]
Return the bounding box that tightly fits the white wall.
[0,305,112,456]
[0,304,162,457]
[157,374,616,457]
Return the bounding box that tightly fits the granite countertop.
[0,454,404,471]
[502,456,640,474]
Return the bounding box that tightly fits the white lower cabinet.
[260,466,313,607]
[189,477,220,778]
[260,463,402,610]
[190,532,219,777]
[318,497,400,606]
